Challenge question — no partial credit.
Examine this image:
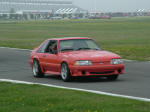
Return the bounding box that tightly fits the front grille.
[90,71,114,74]
[94,61,110,65]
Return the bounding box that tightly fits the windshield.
[59,39,101,52]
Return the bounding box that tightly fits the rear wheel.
[61,63,71,82]
[32,60,44,78]
[107,75,119,81]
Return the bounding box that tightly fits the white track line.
[0,47,136,62]
[0,47,32,51]
[122,59,135,62]
[0,47,149,62]
[0,79,150,102]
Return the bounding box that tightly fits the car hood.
[61,50,120,62]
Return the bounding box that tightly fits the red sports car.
[30,37,124,82]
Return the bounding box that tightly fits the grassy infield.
[0,17,150,111]
[0,82,150,112]
[0,17,150,60]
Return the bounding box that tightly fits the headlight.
[74,61,92,66]
[110,59,123,65]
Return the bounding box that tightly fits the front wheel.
[61,63,71,82]
[107,75,119,81]
[32,60,44,78]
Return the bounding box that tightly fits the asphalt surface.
[0,47,150,99]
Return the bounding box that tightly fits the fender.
[60,57,75,75]
[32,55,45,73]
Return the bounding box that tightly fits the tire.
[61,63,71,82]
[32,59,44,78]
[107,75,119,81]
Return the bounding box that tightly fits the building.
[0,0,87,20]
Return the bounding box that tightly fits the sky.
[69,0,150,12]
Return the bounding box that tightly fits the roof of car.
[48,37,91,41]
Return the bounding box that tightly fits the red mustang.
[30,37,124,81]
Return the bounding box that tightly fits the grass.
[0,17,150,60]
[0,82,150,112]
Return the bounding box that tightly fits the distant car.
[30,37,124,82]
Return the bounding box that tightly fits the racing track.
[0,47,150,99]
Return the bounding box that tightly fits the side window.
[45,40,58,54]
[37,40,50,53]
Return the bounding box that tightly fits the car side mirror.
[53,50,58,54]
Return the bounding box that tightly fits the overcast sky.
[69,0,150,12]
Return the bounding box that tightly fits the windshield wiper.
[76,48,100,51]
[61,48,74,52]
[76,48,91,50]
[91,48,100,50]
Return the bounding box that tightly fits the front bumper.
[69,64,124,76]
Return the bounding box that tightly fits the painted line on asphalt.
[0,79,150,102]
[0,47,32,51]
[0,46,136,62]
[1,46,150,63]
[122,59,135,62]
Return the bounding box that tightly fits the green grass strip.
[0,17,150,61]
[0,82,150,112]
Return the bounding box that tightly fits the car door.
[36,40,50,70]
[44,40,60,72]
